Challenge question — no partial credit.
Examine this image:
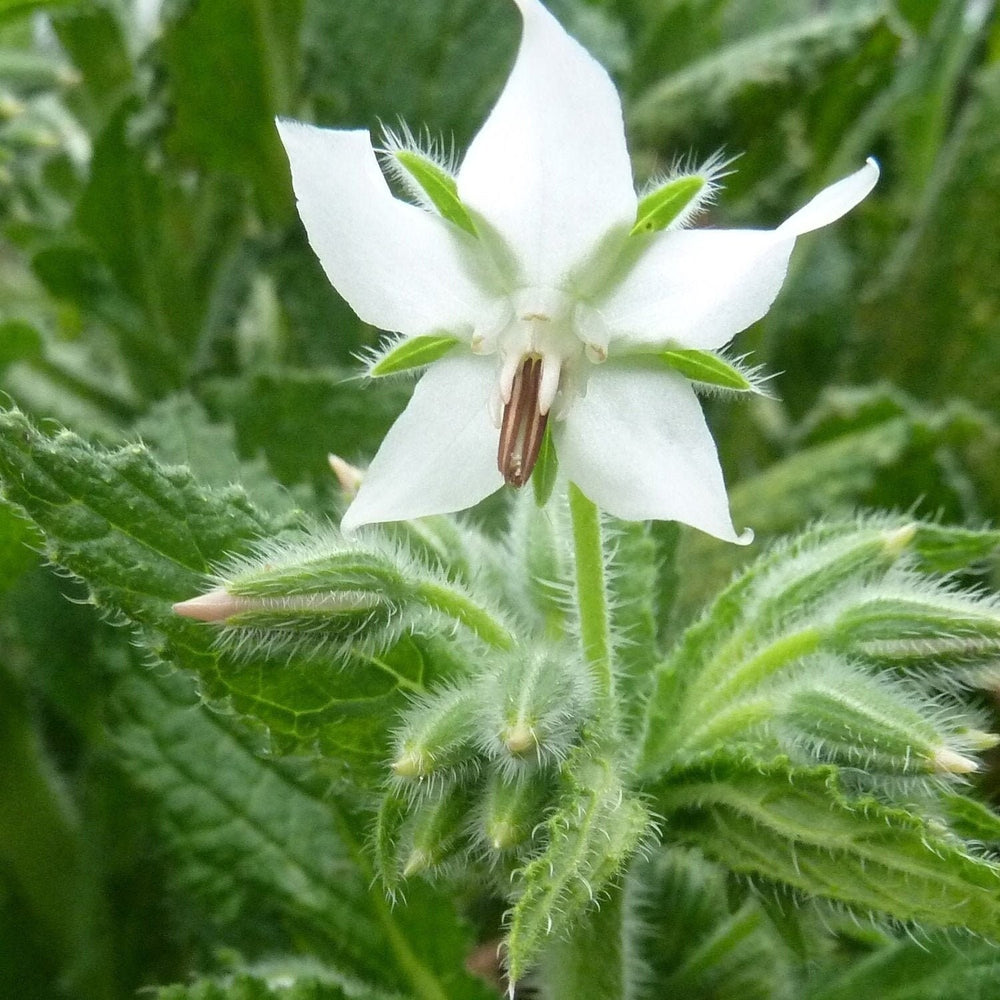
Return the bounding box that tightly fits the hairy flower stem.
[412,580,515,650]
[568,484,615,712]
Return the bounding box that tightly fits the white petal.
[597,228,796,350]
[277,120,490,338]
[341,354,503,530]
[555,366,750,542]
[777,158,880,236]
[457,0,636,287]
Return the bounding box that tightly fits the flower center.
[473,287,611,487]
[497,355,548,487]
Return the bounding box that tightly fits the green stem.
[415,581,515,650]
[568,483,614,704]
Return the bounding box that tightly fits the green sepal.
[532,422,558,507]
[369,334,460,377]
[659,348,754,391]
[631,175,705,235]
[393,149,478,235]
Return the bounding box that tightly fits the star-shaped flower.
[277,0,877,542]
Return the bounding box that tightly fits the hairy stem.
[568,483,614,705]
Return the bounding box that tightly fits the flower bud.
[777,658,984,778]
[402,781,475,877]
[479,770,552,854]
[476,648,594,775]
[391,685,479,783]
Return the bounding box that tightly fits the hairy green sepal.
[631,176,705,235]
[659,348,753,390]
[393,150,477,235]
[370,334,460,377]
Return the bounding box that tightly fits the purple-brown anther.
[498,355,549,487]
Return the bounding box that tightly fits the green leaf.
[804,932,1000,1000]
[654,754,1000,939]
[672,388,1000,623]
[631,175,706,234]
[0,500,36,595]
[301,0,519,147]
[369,335,460,377]
[658,348,754,390]
[392,150,477,234]
[113,664,490,1000]
[620,848,793,1000]
[133,393,300,516]
[0,319,42,371]
[203,368,410,487]
[153,965,401,1000]
[0,665,115,1000]
[161,0,302,222]
[629,10,900,200]
[855,64,1000,413]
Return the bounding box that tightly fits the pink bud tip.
[172,588,244,623]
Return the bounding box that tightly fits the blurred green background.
[1,0,998,997]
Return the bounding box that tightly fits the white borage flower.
[276,0,878,543]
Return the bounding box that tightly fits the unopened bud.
[328,453,363,498]
[931,747,979,775]
[392,686,478,781]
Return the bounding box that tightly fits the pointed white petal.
[777,158,880,236]
[341,354,503,530]
[555,366,750,542]
[598,228,795,350]
[457,0,636,287]
[277,120,489,338]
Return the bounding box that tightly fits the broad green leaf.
[133,393,299,516]
[49,3,131,122]
[654,754,1000,938]
[0,664,114,1000]
[673,389,1000,622]
[0,500,36,594]
[392,151,477,234]
[0,0,78,24]
[302,0,518,146]
[370,335,460,377]
[113,663,491,1000]
[153,968,399,1000]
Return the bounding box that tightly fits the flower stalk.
[568,483,615,709]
